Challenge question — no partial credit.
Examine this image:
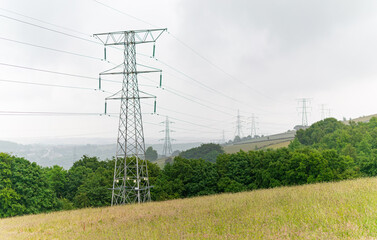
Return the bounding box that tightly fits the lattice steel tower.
[161,116,173,156]
[250,114,257,138]
[297,98,311,127]
[320,104,326,120]
[235,110,244,138]
[94,29,166,205]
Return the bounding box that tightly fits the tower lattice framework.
[235,110,244,138]
[161,116,173,156]
[94,29,166,205]
[297,98,310,127]
[250,114,257,138]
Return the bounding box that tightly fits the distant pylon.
[161,116,173,156]
[320,104,326,120]
[235,109,244,138]
[320,104,332,120]
[222,130,225,143]
[249,114,257,138]
[297,98,311,126]
[94,28,166,205]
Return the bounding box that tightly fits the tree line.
[1,117,377,218]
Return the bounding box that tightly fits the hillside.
[1,177,377,239]
[223,113,377,154]
[344,113,377,124]
[223,131,295,153]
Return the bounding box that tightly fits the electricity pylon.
[320,104,326,120]
[320,104,332,120]
[161,116,173,156]
[94,29,166,205]
[327,109,332,118]
[297,98,311,127]
[249,114,258,138]
[235,109,244,138]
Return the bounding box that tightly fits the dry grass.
[343,113,377,124]
[152,157,168,168]
[2,177,377,239]
[265,140,291,149]
[223,139,292,153]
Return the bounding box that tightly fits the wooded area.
[1,117,377,218]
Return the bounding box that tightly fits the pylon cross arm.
[93,28,167,46]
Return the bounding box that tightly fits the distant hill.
[0,140,201,169]
[343,113,377,124]
[0,140,23,151]
[223,113,377,153]
[223,131,295,153]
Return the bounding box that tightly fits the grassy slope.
[152,157,168,168]
[352,114,377,123]
[223,139,291,153]
[264,140,291,149]
[2,177,377,239]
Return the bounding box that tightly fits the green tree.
[73,167,113,208]
[10,155,58,215]
[179,143,224,163]
[66,165,93,201]
[296,118,344,146]
[152,157,218,200]
[0,153,24,217]
[145,146,158,161]
[44,165,67,199]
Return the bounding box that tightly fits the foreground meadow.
[1,177,377,239]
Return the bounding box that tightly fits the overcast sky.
[1,0,377,145]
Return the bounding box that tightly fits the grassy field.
[223,139,292,153]
[152,157,168,168]
[344,113,377,124]
[265,140,292,149]
[2,177,377,239]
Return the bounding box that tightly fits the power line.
[139,74,244,115]
[162,88,233,117]
[0,36,103,61]
[0,5,294,139]
[153,58,245,105]
[0,7,90,38]
[89,1,276,107]
[0,111,106,116]
[0,69,290,138]
[0,62,120,84]
[144,120,226,134]
[0,77,103,92]
[1,5,266,111]
[91,0,279,103]
[91,0,158,28]
[0,13,99,45]
[0,79,244,135]
[143,101,233,124]
[167,32,280,103]
[155,114,223,132]
[140,57,278,115]
[141,73,282,122]
[0,7,125,55]
[0,6,277,118]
